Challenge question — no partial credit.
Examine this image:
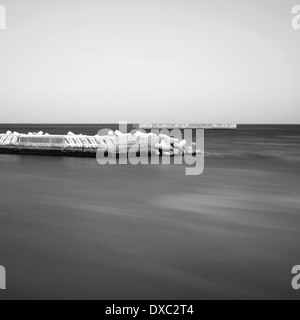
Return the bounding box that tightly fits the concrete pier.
[137,123,237,129]
[0,134,156,157]
[0,134,110,157]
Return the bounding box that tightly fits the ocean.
[0,124,300,299]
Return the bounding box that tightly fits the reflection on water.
[0,126,300,299]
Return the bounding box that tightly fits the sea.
[0,124,299,299]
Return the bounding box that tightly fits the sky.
[0,0,299,123]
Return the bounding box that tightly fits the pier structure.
[0,130,201,157]
[0,133,120,156]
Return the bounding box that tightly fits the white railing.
[64,136,115,150]
[0,135,19,146]
[0,134,121,151]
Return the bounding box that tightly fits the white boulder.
[114,130,124,137]
[185,146,194,154]
[133,131,147,138]
[178,140,187,148]
[173,148,182,155]
[159,134,171,143]
[154,142,172,152]
[152,149,160,156]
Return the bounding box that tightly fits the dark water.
[0,125,300,300]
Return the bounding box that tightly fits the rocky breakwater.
[98,130,201,156]
[0,130,201,157]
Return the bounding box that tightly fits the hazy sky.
[0,0,299,123]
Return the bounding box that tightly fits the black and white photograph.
[0,0,300,304]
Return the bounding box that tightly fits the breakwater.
[0,130,201,157]
[0,133,117,157]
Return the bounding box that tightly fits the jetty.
[136,124,237,130]
[0,124,236,157]
[0,130,201,157]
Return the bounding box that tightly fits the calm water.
[0,125,300,299]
